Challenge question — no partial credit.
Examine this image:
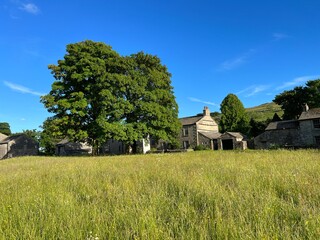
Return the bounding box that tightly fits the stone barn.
[56,139,93,156]
[0,134,39,159]
[254,105,320,149]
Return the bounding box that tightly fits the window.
[315,136,320,147]
[182,127,189,136]
[313,119,320,128]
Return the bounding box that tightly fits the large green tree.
[273,79,320,120]
[41,40,180,154]
[220,93,250,134]
[0,122,11,135]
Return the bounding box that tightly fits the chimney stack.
[303,103,309,112]
[203,106,210,116]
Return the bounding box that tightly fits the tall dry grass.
[0,150,319,239]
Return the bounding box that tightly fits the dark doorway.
[213,140,219,150]
[222,139,233,150]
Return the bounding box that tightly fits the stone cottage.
[179,107,247,150]
[254,105,320,149]
[179,106,219,149]
[0,134,39,159]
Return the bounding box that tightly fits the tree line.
[1,40,320,154]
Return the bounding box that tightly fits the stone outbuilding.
[0,134,39,159]
[55,139,93,156]
[254,105,320,149]
[219,132,247,150]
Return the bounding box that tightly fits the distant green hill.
[211,102,283,123]
[245,102,283,122]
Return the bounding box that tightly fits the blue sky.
[1,0,320,133]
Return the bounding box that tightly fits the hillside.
[245,102,283,122]
[211,102,283,123]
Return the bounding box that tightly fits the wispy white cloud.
[218,56,246,71]
[19,3,40,15]
[4,81,45,96]
[5,1,40,18]
[236,85,270,97]
[276,75,320,90]
[273,32,289,41]
[217,49,256,71]
[188,97,218,107]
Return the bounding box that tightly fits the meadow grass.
[0,150,320,239]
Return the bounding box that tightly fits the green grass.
[0,150,320,239]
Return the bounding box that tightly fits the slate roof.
[0,134,37,144]
[265,120,299,131]
[225,132,245,139]
[199,131,221,139]
[56,138,70,145]
[0,134,23,144]
[299,108,320,120]
[219,132,246,140]
[179,115,203,125]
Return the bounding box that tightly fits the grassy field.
[0,150,320,239]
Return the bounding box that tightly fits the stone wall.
[6,135,38,158]
[198,133,212,149]
[56,142,92,156]
[180,125,197,148]
[254,129,301,149]
[299,120,320,146]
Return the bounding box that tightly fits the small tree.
[0,122,11,135]
[220,93,250,134]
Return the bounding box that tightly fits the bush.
[194,145,210,151]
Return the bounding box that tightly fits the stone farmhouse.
[0,133,39,159]
[179,106,247,150]
[254,105,320,149]
[55,106,247,155]
[180,106,219,149]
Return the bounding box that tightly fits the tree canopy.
[273,79,320,120]
[0,122,11,135]
[41,40,180,153]
[220,94,250,134]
